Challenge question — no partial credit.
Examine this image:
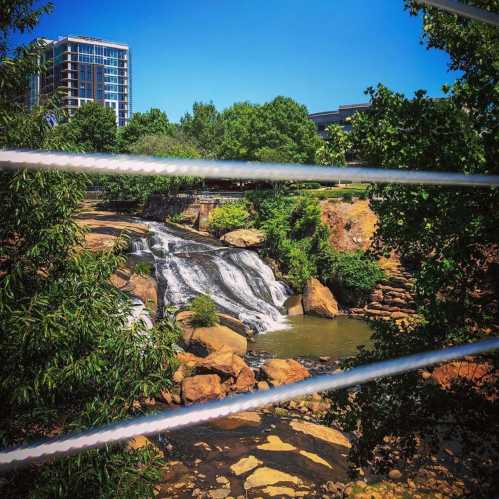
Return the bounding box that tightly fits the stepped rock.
[198,347,247,377]
[302,278,339,319]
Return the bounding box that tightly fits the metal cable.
[415,0,499,27]
[1,337,498,472]
[1,149,499,187]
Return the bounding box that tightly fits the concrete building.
[28,35,131,126]
[309,103,370,137]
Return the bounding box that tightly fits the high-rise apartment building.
[28,36,131,126]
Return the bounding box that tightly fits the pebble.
[388,469,402,481]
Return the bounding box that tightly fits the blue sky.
[21,0,456,121]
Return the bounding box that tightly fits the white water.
[132,222,291,332]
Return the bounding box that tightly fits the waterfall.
[133,222,291,333]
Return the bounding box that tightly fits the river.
[132,221,372,357]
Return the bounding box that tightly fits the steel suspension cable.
[0,338,498,472]
[1,149,499,187]
[415,0,499,27]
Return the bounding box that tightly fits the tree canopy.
[327,1,499,494]
[118,108,171,151]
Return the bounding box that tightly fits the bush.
[208,201,252,236]
[318,248,384,306]
[134,261,154,276]
[190,294,219,327]
[342,192,353,203]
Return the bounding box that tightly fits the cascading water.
[132,222,291,333]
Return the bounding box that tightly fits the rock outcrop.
[181,374,224,404]
[261,359,310,386]
[220,228,265,248]
[302,278,339,318]
[286,294,304,316]
[190,325,248,356]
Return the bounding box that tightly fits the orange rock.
[191,325,247,356]
[181,374,224,404]
[302,278,339,319]
[286,294,304,316]
[261,359,310,387]
[234,366,256,392]
[198,347,247,377]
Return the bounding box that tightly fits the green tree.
[118,108,171,151]
[69,101,117,152]
[179,101,222,157]
[326,1,499,494]
[0,4,179,497]
[101,133,201,204]
[218,96,321,163]
[315,123,350,166]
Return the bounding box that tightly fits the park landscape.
[0,1,498,498]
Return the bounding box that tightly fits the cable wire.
[1,149,499,187]
[1,337,498,472]
[415,0,499,27]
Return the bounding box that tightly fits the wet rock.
[261,359,310,386]
[388,469,402,481]
[289,420,351,448]
[218,313,252,337]
[211,411,261,430]
[286,294,304,316]
[244,467,301,490]
[302,278,339,319]
[221,228,265,248]
[230,455,263,476]
[191,325,247,356]
[182,374,224,404]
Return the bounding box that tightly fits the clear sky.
[21,0,456,121]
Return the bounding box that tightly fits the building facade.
[309,103,370,137]
[28,36,131,126]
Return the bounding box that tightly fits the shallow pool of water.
[249,316,373,359]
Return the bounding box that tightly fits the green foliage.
[218,96,321,163]
[326,2,499,493]
[179,101,222,157]
[133,261,154,276]
[69,101,117,152]
[101,133,202,204]
[118,108,171,152]
[315,123,350,165]
[0,6,179,496]
[189,294,219,327]
[208,201,252,236]
[317,248,384,306]
[342,191,353,203]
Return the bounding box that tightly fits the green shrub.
[358,191,368,200]
[318,248,384,306]
[342,192,353,203]
[208,201,252,236]
[134,261,154,276]
[190,294,219,327]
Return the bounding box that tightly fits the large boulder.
[285,294,304,316]
[221,229,265,248]
[191,325,247,356]
[181,374,224,404]
[261,359,310,387]
[302,278,339,318]
[218,313,252,336]
[198,347,247,377]
[234,366,256,392]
